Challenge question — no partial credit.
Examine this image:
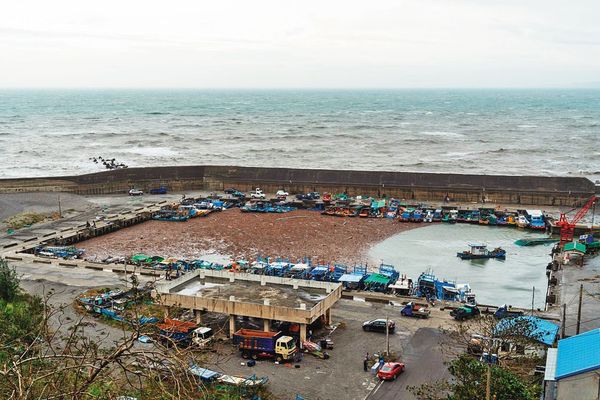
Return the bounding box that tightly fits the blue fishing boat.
[415,272,475,303]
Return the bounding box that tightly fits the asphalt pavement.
[366,327,450,400]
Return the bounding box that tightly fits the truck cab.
[274,335,297,360]
[191,327,214,348]
[250,188,266,199]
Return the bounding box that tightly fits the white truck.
[250,188,266,199]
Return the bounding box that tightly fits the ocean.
[1,89,599,181]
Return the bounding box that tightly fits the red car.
[377,362,405,381]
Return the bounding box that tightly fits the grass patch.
[4,212,48,230]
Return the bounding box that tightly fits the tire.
[363,326,369,332]
[242,352,249,359]
[276,356,283,363]
[392,374,397,381]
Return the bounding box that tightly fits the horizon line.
[1,86,599,91]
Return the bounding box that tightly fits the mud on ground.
[78,209,419,264]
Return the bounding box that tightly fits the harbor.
[0,175,598,400]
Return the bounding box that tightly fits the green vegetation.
[0,259,44,365]
[0,258,268,400]
[409,355,541,400]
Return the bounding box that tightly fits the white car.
[128,189,144,196]
[250,188,266,199]
[276,190,289,199]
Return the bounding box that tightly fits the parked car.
[377,362,405,381]
[296,192,320,200]
[250,188,266,199]
[450,304,481,321]
[224,188,240,194]
[362,319,395,333]
[276,190,289,200]
[149,186,168,195]
[232,190,246,199]
[128,188,143,196]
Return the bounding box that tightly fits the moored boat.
[457,243,506,260]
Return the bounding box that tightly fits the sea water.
[1,89,599,180]
[369,224,551,309]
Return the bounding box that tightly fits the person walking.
[363,355,369,372]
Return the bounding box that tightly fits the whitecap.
[420,131,465,138]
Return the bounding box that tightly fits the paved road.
[367,327,450,400]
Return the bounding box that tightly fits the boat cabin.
[468,243,488,256]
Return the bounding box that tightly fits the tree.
[410,314,546,400]
[0,258,21,302]
[0,259,268,399]
[449,355,538,400]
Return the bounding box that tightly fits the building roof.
[563,241,586,254]
[338,274,363,283]
[544,348,558,381]
[494,316,559,346]
[556,329,600,380]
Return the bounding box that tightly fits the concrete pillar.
[325,308,332,325]
[299,323,307,343]
[228,315,236,338]
[263,319,270,332]
[195,310,202,325]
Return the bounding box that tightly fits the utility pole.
[485,363,491,400]
[57,194,62,218]
[531,286,535,315]
[577,284,583,334]
[385,315,390,356]
[561,303,567,338]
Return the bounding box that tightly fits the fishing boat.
[457,210,469,223]
[415,272,476,303]
[398,209,412,222]
[468,210,480,224]
[526,210,546,230]
[516,214,530,228]
[442,210,458,223]
[457,243,506,260]
[410,209,424,222]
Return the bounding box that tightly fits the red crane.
[557,195,598,245]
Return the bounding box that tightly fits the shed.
[494,316,559,346]
[555,329,600,380]
[563,242,586,255]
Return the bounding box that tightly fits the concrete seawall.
[0,165,596,206]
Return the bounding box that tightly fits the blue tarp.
[338,274,363,283]
[556,329,600,380]
[494,316,559,346]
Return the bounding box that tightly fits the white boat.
[516,215,529,228]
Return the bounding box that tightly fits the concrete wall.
[557,370,600,400]
[0,165,595,206]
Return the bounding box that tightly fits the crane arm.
[570,195,598,225]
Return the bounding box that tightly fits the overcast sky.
[1,0,599,88]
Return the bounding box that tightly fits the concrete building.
[152,269,342,342]
[544,329,600,400]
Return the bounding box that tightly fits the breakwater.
[0,165,596,206]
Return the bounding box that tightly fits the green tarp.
[131,254,150,262]
[364,273,391,285]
